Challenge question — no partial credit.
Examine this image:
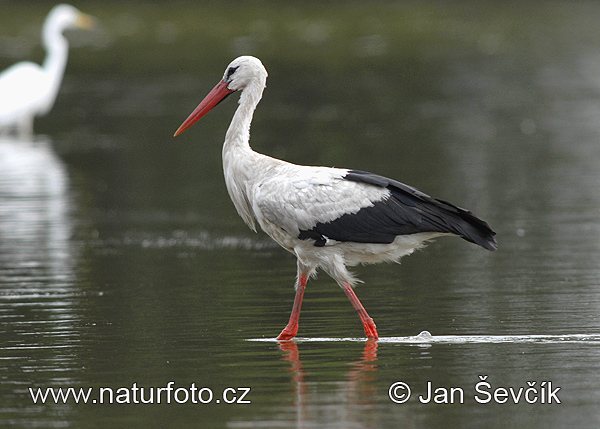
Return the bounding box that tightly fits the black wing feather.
[298,170,498,251]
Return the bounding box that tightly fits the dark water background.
[1,1,599,427]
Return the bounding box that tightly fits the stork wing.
[255,168,497,251]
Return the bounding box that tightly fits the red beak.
[174,80,235,136]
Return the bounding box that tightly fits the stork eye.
[226,66,239,80]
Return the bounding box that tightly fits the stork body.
[0,4,94,138]
[175,56,497,340]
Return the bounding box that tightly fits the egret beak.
[174,80,235,137]
[75,12,97,30]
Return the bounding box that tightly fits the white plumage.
[0,4,94,138]
[175,56,497,340]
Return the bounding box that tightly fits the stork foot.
[277,272,308,341]
[277,325,298,341]
[362,317,379,340]
[342,282,379,341]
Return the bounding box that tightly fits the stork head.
[221,56,267,91]
[174,56,268,136]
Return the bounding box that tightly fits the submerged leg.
[17,116,34,141]
[342,283,379,340]
[277,268,309,341]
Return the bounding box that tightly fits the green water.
[1,1,600,427]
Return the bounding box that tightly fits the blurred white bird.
[0,4,95,138]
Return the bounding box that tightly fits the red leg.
[342,283,379,340]
[277,274,308,340]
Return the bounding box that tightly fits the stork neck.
[223,84,263,156]
[221,83,266,230]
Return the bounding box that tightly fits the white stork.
[174,56,497,341]
[0,4,95,138]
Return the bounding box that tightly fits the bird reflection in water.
[278,340,378,426]
[0,135,77,372]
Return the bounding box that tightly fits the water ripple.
[249,331,600,344]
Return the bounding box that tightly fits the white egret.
[0,4,95,138]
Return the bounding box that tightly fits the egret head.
[45,4,95,35]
